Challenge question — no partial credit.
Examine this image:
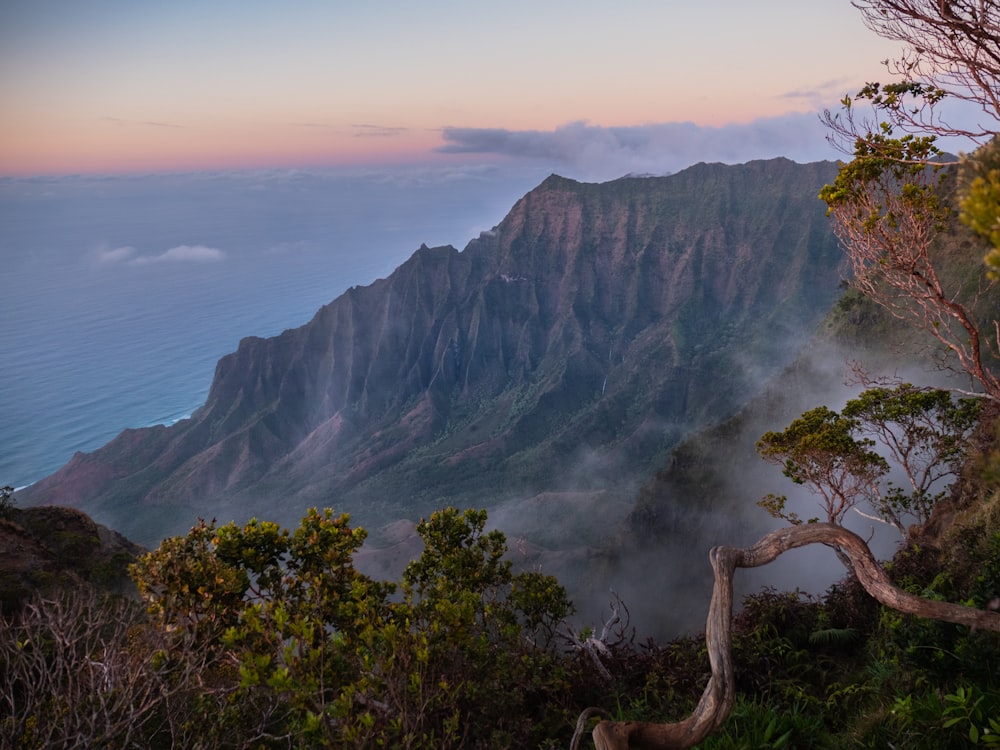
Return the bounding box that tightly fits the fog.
[488,340,970,643]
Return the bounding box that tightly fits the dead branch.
[562,592,635,683]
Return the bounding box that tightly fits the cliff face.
[21,159,844,545]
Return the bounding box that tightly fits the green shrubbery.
[0,485,14,519]
[2,398,998,749]
[2,507,583,749]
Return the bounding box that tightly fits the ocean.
[0,163,553,490]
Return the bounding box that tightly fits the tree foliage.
[757,385,981,535]
[843,384,982,527]
[959,135,1000,275]
[126,507,573,749]
[757,405,888,527]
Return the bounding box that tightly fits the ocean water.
[0,163,552,490]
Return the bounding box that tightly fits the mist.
[6,155,965,647]
[546,338,969,643]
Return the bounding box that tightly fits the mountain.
[19,159,845,563]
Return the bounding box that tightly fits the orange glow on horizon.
[0,99,824,178]
[0,119,452,177]
[0,1,905,179]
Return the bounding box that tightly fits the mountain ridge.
[20,158,846,550]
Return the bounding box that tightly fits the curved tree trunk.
[578,523,1000,750]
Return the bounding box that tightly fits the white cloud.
[437,113,840,181]
[131,244,226,264]
[96,243,226,266]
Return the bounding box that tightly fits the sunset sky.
[0,0,902,177]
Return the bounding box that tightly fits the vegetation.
[4,425,1000,749]
[3,507,582,749]
[757,385,981,536]
[4,5,1000,749]
[820,1,1000,401]
[0,502,140,616]
[0,485,14,519]
[958,134,1000,279]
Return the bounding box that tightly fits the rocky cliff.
[20,158,845,551]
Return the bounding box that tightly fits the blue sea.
[0,163,553,490]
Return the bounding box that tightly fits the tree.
[756,386,981,537]
[0,485,14,519]
[819,135,1000,400]
[129,507,572,749]
[841,383,982,528]
[131,508,390,745]
[756,405,889,528]
[368,508,572,748]
[572,523,1000,750]
[820,1,1000,401]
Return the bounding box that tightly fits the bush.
[129,507,575,749]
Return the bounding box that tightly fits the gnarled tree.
[571,523,1000,750]
[572,388,990,748]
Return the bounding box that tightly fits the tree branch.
[574,523,1000,749]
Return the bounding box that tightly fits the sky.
[0,0,906,179]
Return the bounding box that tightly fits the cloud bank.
[438,112,838,181]
[97,244,225,265]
